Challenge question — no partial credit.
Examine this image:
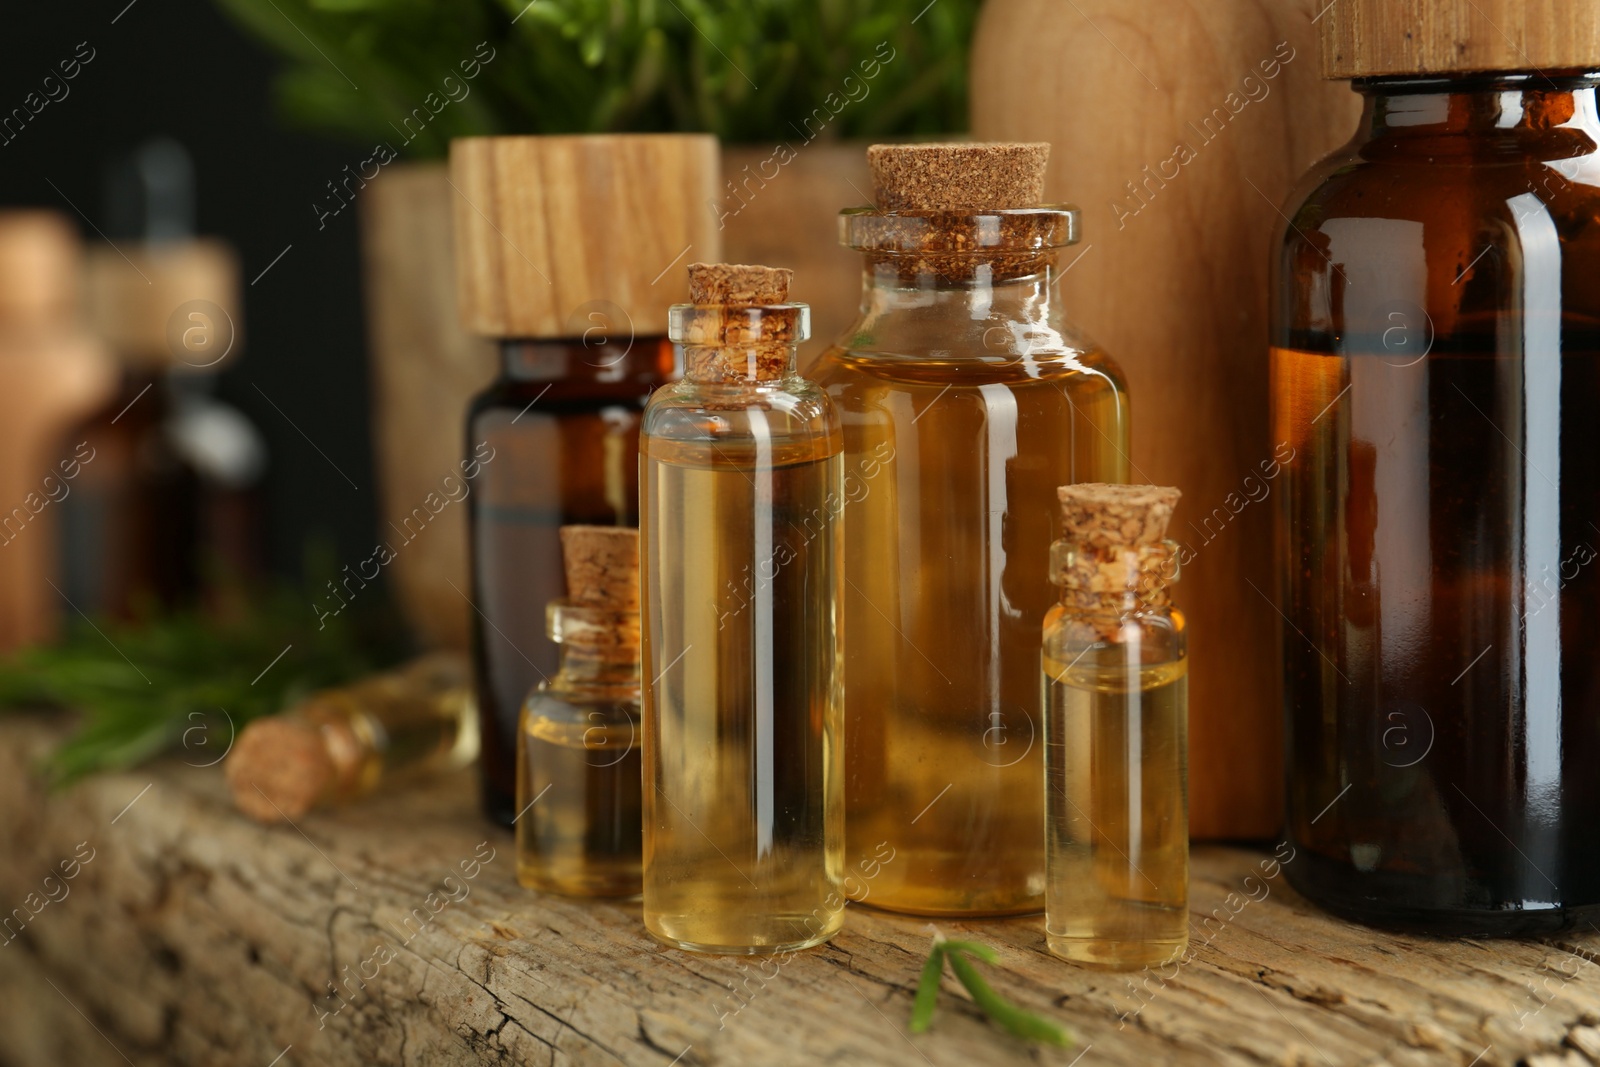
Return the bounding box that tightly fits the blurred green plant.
[0,573,408,785]
[211,0,978,155]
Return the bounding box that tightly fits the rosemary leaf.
[909,940,946,1033]
[910,937,1074,1048]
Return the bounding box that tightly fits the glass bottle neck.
[547,644,640,699]
[1351,72,1600,143]
[497,336,675,385]
[853,267,1062,357]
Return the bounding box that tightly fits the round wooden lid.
[84,238,242,369]
[1321,0,1600,78]
[449,134,721,339]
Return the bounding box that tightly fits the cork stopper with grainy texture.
[1058,483,1181,550]
[688,262,791,305]
[560,525,639,608]
[226,717,336,823]
[868,142,1050,212]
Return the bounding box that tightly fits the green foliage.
[209,0,978,155]
[0,578,408,785]
[911,938,1074,1046]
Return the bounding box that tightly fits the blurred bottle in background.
[60,138,267,619]
[0,211,116,650]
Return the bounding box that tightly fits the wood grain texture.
[360,162,497,652]
[450,135,721,339]
[719,142,870,368]
[1320,0,1600,78]
[3,715,1600,1067]
[971,0,1362,839]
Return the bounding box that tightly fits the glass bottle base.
[1288,849,1600,937]
[644,914,843,956]
[516,866,640,900]
[1046,935,1187,971]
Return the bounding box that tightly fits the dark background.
[2,0,378,578]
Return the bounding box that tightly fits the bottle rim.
[839,205,1080,254]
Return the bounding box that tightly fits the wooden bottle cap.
[1321,0,1600,78]
[867,142,1050,211]
[84,238,241,368]
[687,262,791,305]
[560,525,639,608]
[0,211,81,325]
[1057,483,1182,550]
[450,134,721,339]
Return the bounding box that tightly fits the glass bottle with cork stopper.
[641,262,844,954]
[224,655,478,823]
[1043,483,1187,970]
[1275,0,1600,933]
[813,142,1130,916]
[516,525,643,898]
[450,134,718,825]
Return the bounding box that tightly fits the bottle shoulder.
[640,376,842,446]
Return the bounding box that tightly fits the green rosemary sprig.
[0,570,408,786]
[910,937,1073,1047]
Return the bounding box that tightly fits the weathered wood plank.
[1,715,1596,1067]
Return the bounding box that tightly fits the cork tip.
[687,262,792,306]
[1057,483,1182,548]
[867,142,1050,212]
[560,525,639,608]
[225,717,334,823]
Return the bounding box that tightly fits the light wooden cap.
[0,211,81,325]
[84,238,241,368]
[1057,483,1181,549]
[560,525,639,608]
[867,142,1049,211]
[450,134,721,338]
[1320,0,1600,78]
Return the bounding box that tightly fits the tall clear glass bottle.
[812,142,1130,916]
[1043,484,1187,970]
[517,525,642,898]
[1275,8,1600,933]
[641,264,844,954]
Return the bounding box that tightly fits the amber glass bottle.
[813,143,1129,916]
[467,337,671,824]
[451,134,718,824]
[1274,7,1600,933]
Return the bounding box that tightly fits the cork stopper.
[560,525,639,608]
[673,263,805,383]
[1058,483,1181,550]
[226,717,336,823]
[1321,0,1600,79]
[687,263,791,305]
[868,142,1050,212]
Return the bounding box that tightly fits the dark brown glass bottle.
[467,337,672,824]
[1273,8,1600,934]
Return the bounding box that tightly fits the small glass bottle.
[1044,484,1187,970]
[641,263,844,954]
[225,654,479,823]
[451,134,718,825]
[517,525,642,897]
[1275,6,1600,933]
[813,142,1130,916]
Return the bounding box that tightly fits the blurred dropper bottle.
[63,137,266,618]
[0,211,116,650]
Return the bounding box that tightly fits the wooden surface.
[3,715,1599,1067]
[971,0,1362,840]
[360,162,497,652]
[450,134,721,339]
[1319,0,1600,78]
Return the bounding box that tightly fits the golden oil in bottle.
[516,526,643,898]
[641,265,844,954]
[812,143,1130,916]
[1043,484,1188,969]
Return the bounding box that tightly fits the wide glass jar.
[1273,72,1600,933]
[813,202,1129,916]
